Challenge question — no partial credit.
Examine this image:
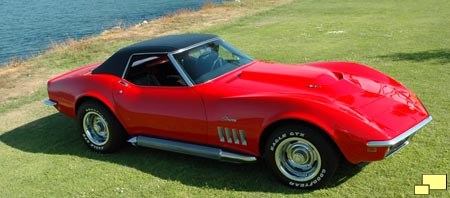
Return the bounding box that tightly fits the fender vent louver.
[217,126,247,146]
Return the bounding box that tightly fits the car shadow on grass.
[0,113,365,193]
[376,49,450,64]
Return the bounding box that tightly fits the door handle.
[119,81,128,87]
[118,81,128,94]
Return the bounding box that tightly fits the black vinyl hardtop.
[92,34,218,77]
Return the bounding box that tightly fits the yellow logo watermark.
[414,174,447,195]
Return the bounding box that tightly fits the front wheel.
[264,124,339,189]
[77,101,127,153]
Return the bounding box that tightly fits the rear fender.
[75,92,117,116]
[71,74,118,114]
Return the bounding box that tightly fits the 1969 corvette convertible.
[45,34,431,189]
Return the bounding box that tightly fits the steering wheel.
[211,57,223,71]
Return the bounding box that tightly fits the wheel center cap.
[293,152,307,164]
[93,124,102,132]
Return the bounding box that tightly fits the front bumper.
[366,116,432,158]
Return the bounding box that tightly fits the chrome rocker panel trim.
[44,99,57,106]
[367,116,432,147]
[128,136,257,163]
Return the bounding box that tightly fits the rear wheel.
[264,124,339,189]
[77,101,126,153]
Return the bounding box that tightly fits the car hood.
[225,61,430,138]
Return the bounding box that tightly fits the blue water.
[0,0,221,67]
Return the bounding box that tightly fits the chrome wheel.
[83,111,109,146]
[275,137,322,182]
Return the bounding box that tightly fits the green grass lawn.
[1,0,449,197]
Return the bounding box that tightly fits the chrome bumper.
[44,99,57,106]
[366,116,432,157]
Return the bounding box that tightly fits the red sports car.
[45,34,431,189]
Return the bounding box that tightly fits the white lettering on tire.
[288,169,327,187]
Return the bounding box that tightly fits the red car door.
[113,81,207,144]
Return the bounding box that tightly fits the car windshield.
[172,40,253,84]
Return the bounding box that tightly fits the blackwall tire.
[77,101,126,153]
[264,124,339,189]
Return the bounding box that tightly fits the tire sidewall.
[77,102,125,153]
[79,107,109,151]
[264,125,338,189]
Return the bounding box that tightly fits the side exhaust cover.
[128,136,256,163]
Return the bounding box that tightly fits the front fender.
[260,94,387,164]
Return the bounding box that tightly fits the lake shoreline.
[0,0,223,67]
[0,0,293,112]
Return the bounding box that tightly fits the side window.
[125,54,187,86]
[218,45,241,66]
